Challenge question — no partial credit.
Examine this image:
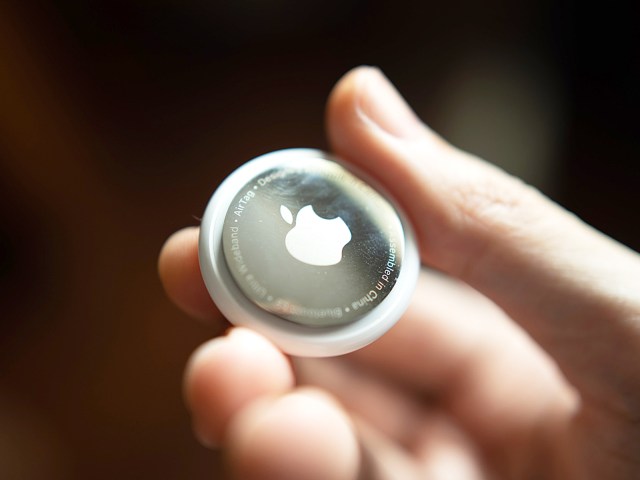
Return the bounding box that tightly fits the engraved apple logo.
[280,205,352,266]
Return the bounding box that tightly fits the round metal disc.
[221,156,405,327]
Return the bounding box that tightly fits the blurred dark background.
[0,1,637,478]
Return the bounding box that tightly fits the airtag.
[199,149,419,357]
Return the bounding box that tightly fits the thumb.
[326,66,640,410]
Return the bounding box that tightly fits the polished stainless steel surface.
[222,156,405,327]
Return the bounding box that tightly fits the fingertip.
[158,227,194,284]
[158,227,220,322]
[184,328,295,448]
[326,66,369,125]
[326,66,377,155]
[226,388,360,480]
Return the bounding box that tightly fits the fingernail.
[356,67,424,139]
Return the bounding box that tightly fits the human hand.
[159,67,640,479]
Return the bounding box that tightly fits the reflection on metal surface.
[222,157,404,327]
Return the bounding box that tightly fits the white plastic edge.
[198,148,420,357]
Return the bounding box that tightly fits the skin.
[158,67,640,479]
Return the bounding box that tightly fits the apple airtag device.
[199,149,419,357]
